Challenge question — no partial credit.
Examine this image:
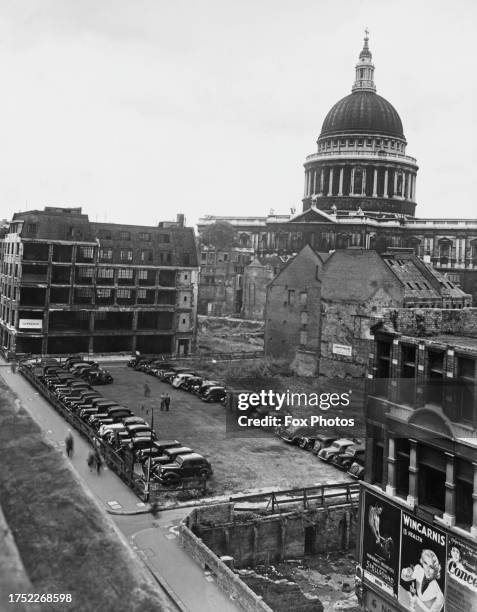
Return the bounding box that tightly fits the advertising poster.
[362,491,401,597]
[445,535,477,612]
[399,513,446,612]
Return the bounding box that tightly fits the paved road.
[0,363,241,612]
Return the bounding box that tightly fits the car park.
[317,439,357,462]
[153,453,213,484]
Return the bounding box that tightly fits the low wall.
[192,504,357,568]
[179,523,273,612]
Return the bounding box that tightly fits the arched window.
[438,239,452,260]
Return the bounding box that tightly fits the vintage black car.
[200,386,226,403]
[153,453,213,484]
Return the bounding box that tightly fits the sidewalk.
[0,364,143,514]
[132,520,239,612]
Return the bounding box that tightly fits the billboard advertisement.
[398,512,446,611]
[445,535,477,612]
[362,490,401,597]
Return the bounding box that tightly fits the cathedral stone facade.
[198,35,477,304]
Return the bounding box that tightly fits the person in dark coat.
[164,394,171,412]
[65,430,74,458]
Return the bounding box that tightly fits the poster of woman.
[399,513,446,612]
[362,491,401,597]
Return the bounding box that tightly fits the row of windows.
[375,339,476,423]
[97,229,170,243]
[318,137,405,152]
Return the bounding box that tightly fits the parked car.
[348,461,365,480]
[85,368,114,385]
[277,424,315,445]
[180,376,203,392]
[125,423,156,438]
[123,434,158,453]
[311,436,339,454]
[171,372,197,388]
[317,439,357,462]
[135,440,181,463]
[201,386,226,403]
[331,444,366,471]
[121,416,149,427]
[141,447,194,474]
[99,423,126,438]
[153,453,213,484]
[196,381,220,396]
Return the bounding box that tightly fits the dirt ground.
[100,364,352,496]
[246,551,359,611]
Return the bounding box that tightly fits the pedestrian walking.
[10,361,17,374]
[150,499,160,519]
[160,393,166,411]
[95,449,103,475]
[164,393,171,412]
[144,382,151,399]
[65,430,74,458]
[87,451,95,472]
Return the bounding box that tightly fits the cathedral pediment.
[289,207,335,224]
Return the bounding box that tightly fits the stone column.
[383,169,389,198]
[443,452,456,526]
[472,462,477,537]
[338,167,344,196]
[372,168,378,197]
[401,172,406,198]
[304,172,307,197]
[393,170,398,198]
[350,168,355,195]
[328,167,334,196]
[407,439,418,506]
[320,168,324,194]
[313,169,317,194]
[361,168,367,195]
[386,436,397,497]
[364,436,375,485]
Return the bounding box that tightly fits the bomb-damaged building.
[0,206,199,356]
[356,307,477,612]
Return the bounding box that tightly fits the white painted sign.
[332,343,352,357]
[19,319,43,330]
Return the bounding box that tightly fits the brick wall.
[381,307,477,336]
[179,523,273,612]
[192,504,357,568]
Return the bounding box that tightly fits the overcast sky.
[0,0,475,228]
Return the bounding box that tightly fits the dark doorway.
[304,526,316,554]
